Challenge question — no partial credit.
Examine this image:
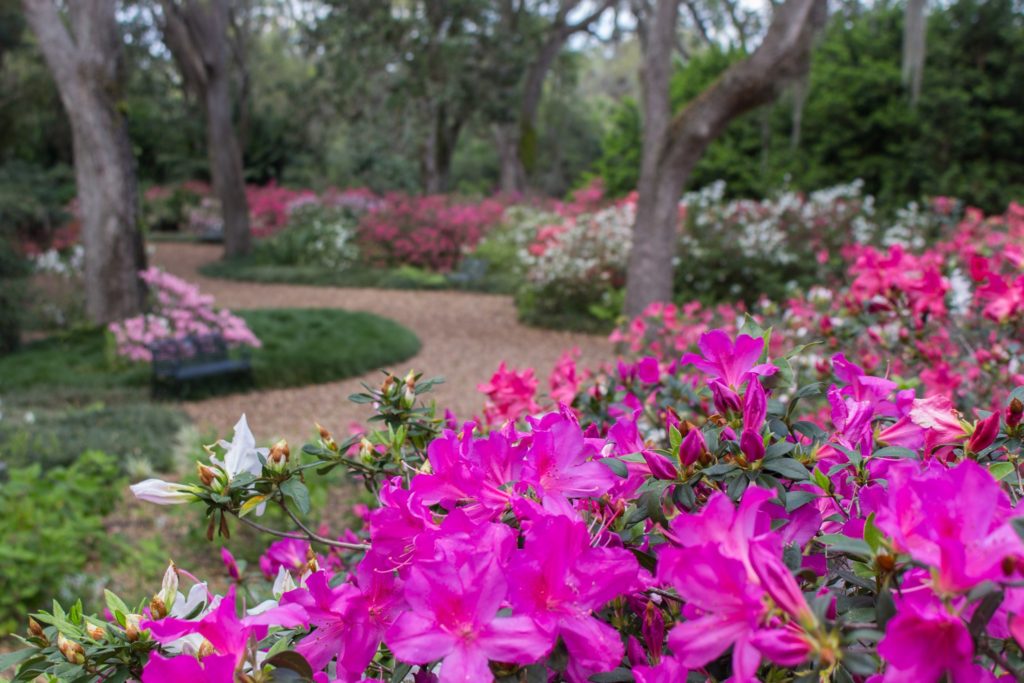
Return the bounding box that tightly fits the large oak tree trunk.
[624,0,827,317]
[206,71,251,257]
[22,0,146,324]
[160,0,251,258]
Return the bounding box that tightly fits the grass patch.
[0,308,421,395]
[201,256,518,294]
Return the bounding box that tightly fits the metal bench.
[446,257,489,288]
[149,333,252,397]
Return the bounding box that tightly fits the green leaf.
[600,457,629,478]
[0,649,36,673]
[239,494,269,518]
[988,461,1016,481]
[818,533,872,559]
[863,512,884,552]
[764,440,796,460]
[390,663,413,683]
[280,479,311,515]
[266,651,313,679]
[871,446,917,459]
[785,490,818,512]
[763,458,810,481]
[104,591,129,619]
[700,463,738,477]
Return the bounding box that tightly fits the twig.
[979,641,1024,683]
[278,500,370,551]
[230,511,369,551]
[647,587,684,604]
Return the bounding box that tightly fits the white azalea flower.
[213,414,268,481]
[129,478,196,505]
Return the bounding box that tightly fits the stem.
[979,641,1024,683]
[277,500,370,551]
[647,587,684,604]
[229,511,369,551]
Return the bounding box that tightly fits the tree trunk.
[160,0,251,257]
[902,0,927,106]
[624,0,827,317]
[206,71,251,257]
[494,122,525,195]
[22,0,146,324]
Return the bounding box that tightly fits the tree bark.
[160,0,251,258]
[496,0,613,194]
[902,0,927,106]
[624,0,828,317]
[22,0,146,324]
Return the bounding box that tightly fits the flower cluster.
[107,268,260,362]
[358,194,506,272]
[19,324,1024,683]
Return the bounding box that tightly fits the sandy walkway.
[151,242,615,444]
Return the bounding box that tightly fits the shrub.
[0,229,29,355]
[251,204,361,270]
[0,451,123,635]
[108,268,261,363]
[357,193,506,271]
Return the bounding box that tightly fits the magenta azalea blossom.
[522,411,618,515]
[384,553,550,683]
[259,537,311,579]
[508,514,640,682]
[879,587,990,682]
[141,652,236,683]
[367,477,438,568]
[874,459,1024,594]
[680,330,776,389]
[143,586,307,668]
[284,555,402,682]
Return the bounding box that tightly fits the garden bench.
[149,333,252,397]
[446,257,489,288]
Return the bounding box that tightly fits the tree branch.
[230,509,369,552]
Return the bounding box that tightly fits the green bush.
[249,204,362,269]
[0,396,189,472]
[0,231,28,355]
[0,451,123,635]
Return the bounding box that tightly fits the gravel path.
[151,242,615,444]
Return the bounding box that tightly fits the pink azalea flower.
[632,655,689,683]
[879,586,990,682]
[680,330,776,389]
[522,411,619,515]
[141,652,236,683]
[283,555,402,681]
[259,538,312,579]
[874,460,1024,594]
[384,552,550,683]
[143,586,308,669]
[507,514,640,682]
[478,362,541,424]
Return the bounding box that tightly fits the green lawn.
[200,256,519,295]
[0,307,421,394]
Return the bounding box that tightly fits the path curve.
[151,242,615,443]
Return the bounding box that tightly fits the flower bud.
[316,423,337,450]
[57,633,86,665]
[197,639,216,660]
[125,614,142,642]
[967,412,1001,453]
[358,437,376,466]
[268,439,290,471]
[381,374,395,394]
[149,596,167,620]
[1008,398,1024,428]
[157,561,178,612]
[86,623,105,641]
[28,617,47,643]
[197,462,218,487]
[679,428,706,467]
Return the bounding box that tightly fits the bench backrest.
[150,333,230,372]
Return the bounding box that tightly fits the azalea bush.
[252,205,362,270]
[107,268,260,363]
[13,324,1024,682]
[357,193,506,272]
[615,201,1024,412]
